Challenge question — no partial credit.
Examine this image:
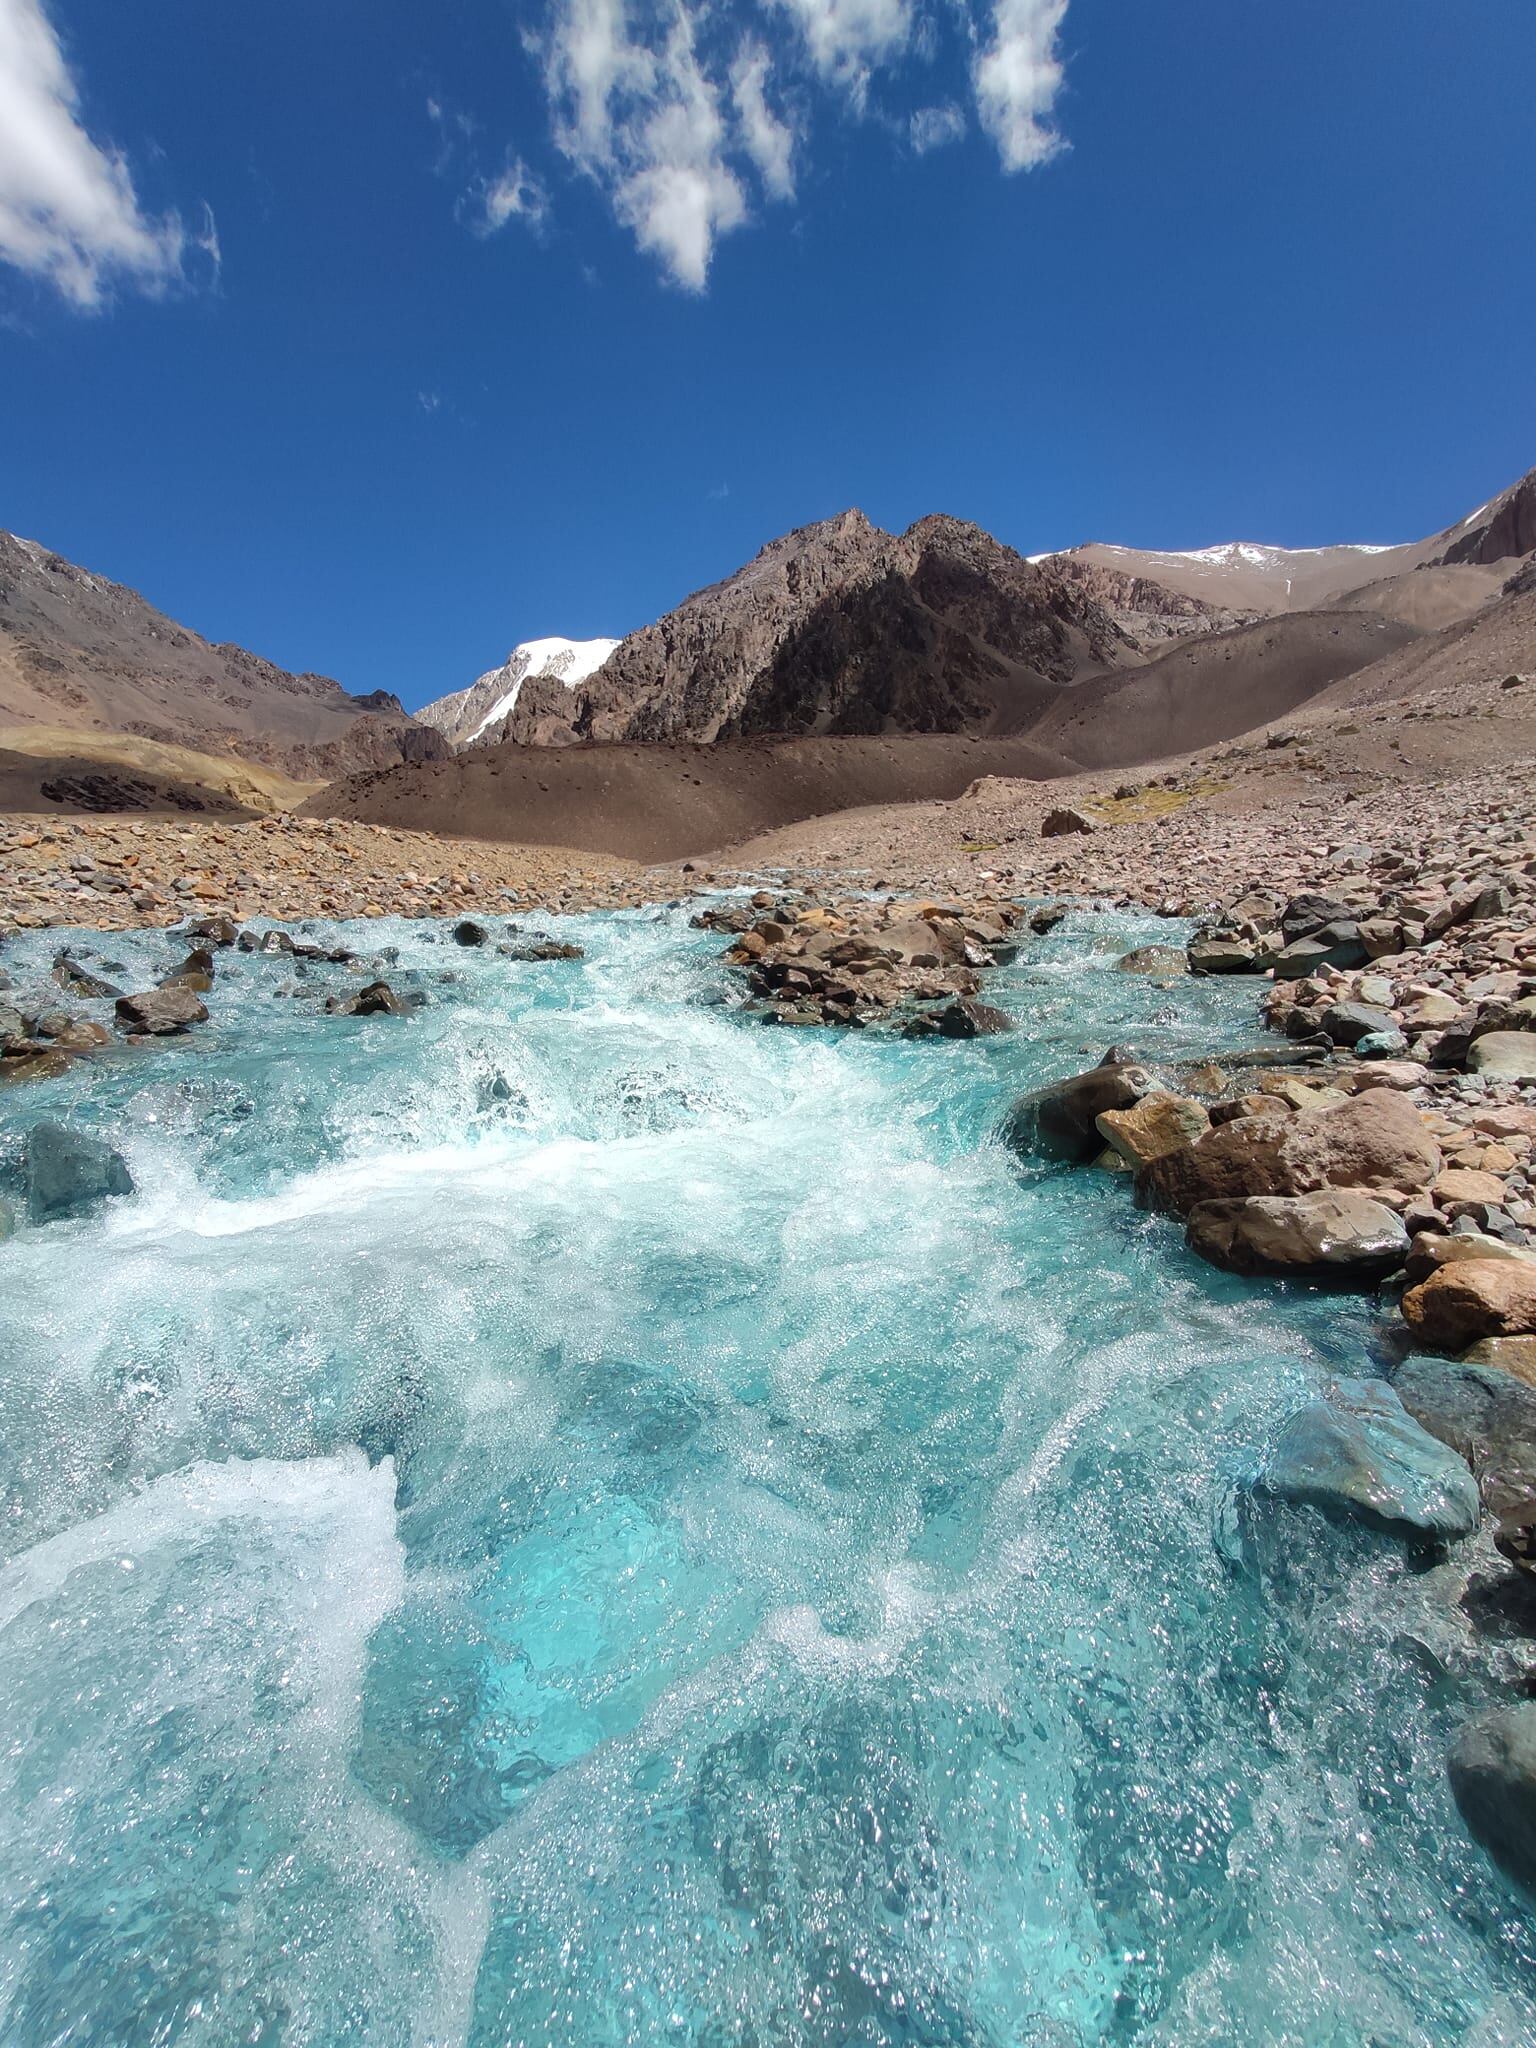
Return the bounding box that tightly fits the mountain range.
[1,465,1531,832]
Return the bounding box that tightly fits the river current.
[0,905,1532,2047]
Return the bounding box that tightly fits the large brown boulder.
[1186,1191,1408,1277]
[1401,1263,1536,1354]
[1138,1089,1440,1217]
[1002,1056,1153,1163]
[1095,1093,1209,1168]
[114,987,210,1035]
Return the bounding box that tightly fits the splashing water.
[0,907,1531,2046]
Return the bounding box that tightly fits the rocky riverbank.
[0,812,646,929]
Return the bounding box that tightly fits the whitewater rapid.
[0,905,1531,2046]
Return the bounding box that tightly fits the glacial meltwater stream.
[1,905,1533,2047]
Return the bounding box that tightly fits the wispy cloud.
[503,0,1072,289]
[0,0,209,309]
[472,155,550,235]
[973,0,1068,171]
[909,101,965,155]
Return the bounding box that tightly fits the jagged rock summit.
[459,508,1196,749]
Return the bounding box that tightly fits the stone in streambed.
[1449,1705,1536,1891]
[24,1121,135,1224]
[1095,1093,1209,1168]
[1001,1055,1153,1164]
[1394,1355,1536,1522]
[1187,937,1260,974]
[1115,945,1188,976]
[1186,1190,1408,1277]
[0,1196,13,1242]
[1462,1338,1536,1387]
[925,998,1012,1038]
[114,987,209,1035]
[1138,1088,1441,1216]
[1402,1263,1536,1353]
[1259,1377,1479,1540]
[452,920,489,946]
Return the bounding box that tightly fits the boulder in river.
[1186,1190,1408,1277]
[1095,1092,1209,1169]
[1138,1089,1442,1217]
[1449,1704,1536,1890]
[452,920,489,946]
[1258,1376,1479,1541]
[1002,1054,1153,1163]
[1187,937,1260,974]
[114,987,209,1035]
[338,981,409,1017]
[1115,945,1189,976]
[24,1121,135,1224]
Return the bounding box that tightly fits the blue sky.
[1,0,1533,712]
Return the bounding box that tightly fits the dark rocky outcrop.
[1002,1055,1154,1164]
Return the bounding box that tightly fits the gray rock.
[1320,1001,1396,1047]
[1002,1055,1153,1163]
[1449,1704,1536,1890]
[1259,1376,1480,1540]
[1354,1028,1409,1059]
[1041,807,1095,837]
[1115,944,1188,976]
[1186,1191,1408,1277]
[452,919,489,946]
[0,1195,14,1243]
[1392,1355,1536,1522]
[1264,926,1369,974]
[24,1122,135,1225]
[1280,892,1356,941]
[928,998,1012,1038]
[1469,1033,1536,1081]
[1187,937,1259,974]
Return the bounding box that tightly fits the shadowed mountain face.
[0,532,446,781]
[492,511,1183,748]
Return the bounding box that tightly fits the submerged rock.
[1186,1190,1408,1277]
[908,998,1012,1039]
[452,920,488,946]
[499,939,586,962]
[1115,944,1188,976]
[1393,1355,1536,1521]
[0,1195,14,1243]
[1002,1055,1153,1164]
[1259,1376,1479,1540]
[24,1121,135,1225]
[1449,1704,1536,1890]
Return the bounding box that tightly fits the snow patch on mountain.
[418,635,621,747]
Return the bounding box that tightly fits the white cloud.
[973,0,1068,171]
[772,0,913,101]
[909,101,966,155]
[540,0,749,291]
[476,156,550,234]
[0,0,197,308]
[520,0,1073,288]
[731,39,795,201]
